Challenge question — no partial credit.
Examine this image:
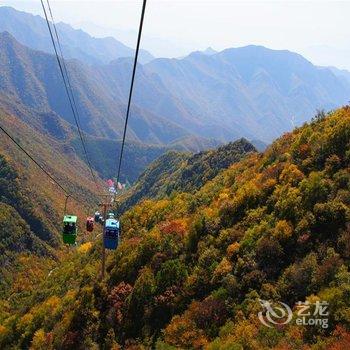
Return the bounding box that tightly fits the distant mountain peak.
[221,44,300,57]
[1,7,350,146]
[0,5,154,64]
[202,47,217,55]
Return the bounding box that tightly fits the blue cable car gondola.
[104,218,120,250]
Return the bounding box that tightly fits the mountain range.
[0,6,154,65]
[1,6,350,147]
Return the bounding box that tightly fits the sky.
[1,0,350,70]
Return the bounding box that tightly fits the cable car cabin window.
[105,227,119,239]
[62,216,77,245]
[86,218,94,232]
[64,222,76,234]
[104,219,120,250]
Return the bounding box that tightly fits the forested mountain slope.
[0,102,102,297]
[0,92,174,186]
[122,138,256,209]
[0,89,213,186]
[73,137,167,182]
[0,103,101,209]
[0,155,55,297]
[1,106,349,349]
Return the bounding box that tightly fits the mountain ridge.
[121,138,256,210]
[1,7,350,144]
[0,31,191,144]
[0,6,154,64]
[144,44,350,142]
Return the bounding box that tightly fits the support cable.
[115,0,147,188]
[40,0,102,195]
[45,0,83,128]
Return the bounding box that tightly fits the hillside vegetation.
[0,92,178,183]
[122,138,256,209]
[0,103,102,298]
[0,156,54,296]
[1,106,349,349]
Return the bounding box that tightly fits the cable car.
[104,218,120,250]
[94,211,100,223]
[63,215,78,245]
[86,217,94,232]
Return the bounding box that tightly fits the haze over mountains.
[0,5,350,178]
[0,6,154,65]
[0,7,350,143]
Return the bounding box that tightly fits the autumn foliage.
[1,107,350,348]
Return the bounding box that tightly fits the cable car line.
[115,0,147,189]
[2,0,147,251]
[40,0,102,195]
[0,122,102,246]
[99,0,147,276]
[45,0,84,132]
[63,194,70,214]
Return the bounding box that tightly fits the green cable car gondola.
[63,215,78,245]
